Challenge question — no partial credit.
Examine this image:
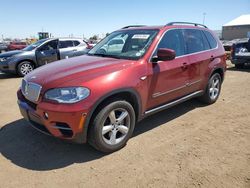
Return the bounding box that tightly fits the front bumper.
[0,60,16,73]
[17,90,88,143]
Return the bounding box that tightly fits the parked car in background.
[231,38,250,68]
[99,37,125,53]
[8,41,27,51]
[17,22,226,152]
[0,42,8,53]
[0,38,90,76]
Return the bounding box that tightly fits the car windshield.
[22,39,47,51]
[88,29,159,60]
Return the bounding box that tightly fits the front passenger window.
[40,40,58,51]
[154,30,185,57]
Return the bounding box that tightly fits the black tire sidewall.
[90,100,135,153]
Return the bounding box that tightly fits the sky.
[0,0,249,39]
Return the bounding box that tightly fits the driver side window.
[154,30,185,57]
[40,40,58,51]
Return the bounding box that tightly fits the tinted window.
[155,29,185,57]
[40,40,58,51]
[203,31,217,49]
[183,29,205,54]
[59,40,74,49]
[201,31,210,50]
[73,40,80,46]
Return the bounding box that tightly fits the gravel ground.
[0,62,249,188]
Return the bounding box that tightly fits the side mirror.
[153,48,176,62]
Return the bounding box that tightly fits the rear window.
[203,31,217,49]
[59,40,74,49]
[73,40,80,46]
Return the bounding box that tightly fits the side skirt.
[144,90,203,116]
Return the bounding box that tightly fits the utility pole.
[203,12,206,25]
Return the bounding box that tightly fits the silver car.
[0,38,90,76]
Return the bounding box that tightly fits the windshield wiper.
[89,53,121,59]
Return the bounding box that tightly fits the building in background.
[222,14,250,40]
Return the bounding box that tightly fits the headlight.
[0,57,12,62]
[44,87,90,103]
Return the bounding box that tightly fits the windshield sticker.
[132,34,150,40]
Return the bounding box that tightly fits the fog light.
[44,112,49,119]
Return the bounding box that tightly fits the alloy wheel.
[20,63,33,75]
[209,76,220,100]
[102,108,130,145]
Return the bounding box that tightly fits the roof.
[223,14,250,27]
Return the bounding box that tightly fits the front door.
[147,29,190,110]
[36,39,59,66]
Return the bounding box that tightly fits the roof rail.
[166,22,207,28]
[121,25,146,29]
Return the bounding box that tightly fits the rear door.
[147,29,190,109]
[58,40,75,59]
[182,29,211,93]
[36,39,59,66]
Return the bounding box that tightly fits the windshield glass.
[88,29,158,60]
[23,39,47,51]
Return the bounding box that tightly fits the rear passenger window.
[183,29,205,54]
[155,29,185,57]
[203,31,217,49]
[59,40,74,49]
[73,41,80,46]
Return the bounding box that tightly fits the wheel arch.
[210,67,224,82]
[15,59,36,71]
[82,88,142,143]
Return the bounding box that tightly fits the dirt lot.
[0,63,249,188]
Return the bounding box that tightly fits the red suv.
[17,22,226,152]
[8,41,27,51]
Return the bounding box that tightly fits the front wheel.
[17,61,34,77]
[199,73,222,104]
[88,100,136,153]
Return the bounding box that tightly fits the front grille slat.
[21,79,42,102]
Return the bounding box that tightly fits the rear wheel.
[88,100,135,153]
[199,73,221,104]
[17,61,34,77]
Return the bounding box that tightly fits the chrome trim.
[21,79,42,102]
[51,126,72,130]
[140,76,147,80]
[152,84,186,98]
[145,90,203,115]
[188,79,202,86]
[149,28,219,62]
[152,79,202,98]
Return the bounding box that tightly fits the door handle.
[210,56,215,62]
[181,62,188,70]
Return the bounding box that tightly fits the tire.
[88,100,136,153]
[199,73,222,104]
[235,64,244,69]
[17,61,34,77]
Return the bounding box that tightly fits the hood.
[0,50,23,58]
[25,55,135,89]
